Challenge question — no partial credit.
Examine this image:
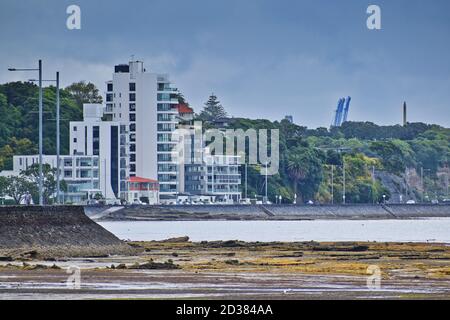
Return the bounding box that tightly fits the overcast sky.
[0,0,449,128]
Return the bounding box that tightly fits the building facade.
[103,61,180,196]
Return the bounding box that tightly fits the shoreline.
[86,204,450,222]
[0,240,449,300]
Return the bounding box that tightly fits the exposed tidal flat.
[0,205,449,299]
[0,239,449,300]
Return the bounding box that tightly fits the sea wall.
[0,206,134,259]
[86,204,450,221]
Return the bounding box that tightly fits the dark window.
[130,144,136,152]
[130,123,136,132]
[111,126,119,197]
[106,93,113,102]
[130,113,136,122]
[129,83,136,92]
[129,93,136,102]
[73,126,77,131]
[130,154,136,162]
[73,138,77,143]
[130,164,136,173]
[93,126,100,156]
[115,64,130,73]
[129,103,136,112]
[84,127,88,155]
[107,83,113,91]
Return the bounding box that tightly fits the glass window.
[129,93,136,102]
[129,83,136,92]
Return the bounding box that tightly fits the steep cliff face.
[0,206,135,258]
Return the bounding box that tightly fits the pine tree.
[198,94,228,121]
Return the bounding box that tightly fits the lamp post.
[29,72,61,203]
[342,159,346,205]
[9,60,43,205]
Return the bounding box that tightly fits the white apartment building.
[70,104,126,201]
[103,61,180,196]
[4,154,101,204]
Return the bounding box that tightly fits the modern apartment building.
[103,61,180,196]
[70,104,127,200]
[4,154,100,204]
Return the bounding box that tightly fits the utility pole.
[245,163,248,199]
[8,60,43,205]
[342,159,346,204]
[29,72,61,204]
[421,166,424,203]
[38,60,43,205]
[372,165,375,204]
[265,162,268,203]
[331,165,334,205]
[56,72,60,204]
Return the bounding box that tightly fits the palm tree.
[287,153,307,201]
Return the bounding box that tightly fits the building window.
[129,93,136,102]
[107,83,113,91]
[130,154,136,162]
[129,83,136,92]
[130,144,136,152]
[73,126,77,131]
[106,93,113,102]
[93,126,99,156]
[130,164,136,173]
[129,103,136,112]
[130,123,136,132]
[130,134,136,142]
[130,113,136,122]
[157,103,172,111]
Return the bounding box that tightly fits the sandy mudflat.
[0,240,449,300]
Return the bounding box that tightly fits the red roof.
[177,103,194,114]
[128,176,158,184]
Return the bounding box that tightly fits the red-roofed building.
[127,176,159,204]
[177,103,194,121]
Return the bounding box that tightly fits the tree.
[3,176,34,204]
[287,147,323,202]
[176,91,189,106]
[287,153,306,198]
[65,81,103,108]
[21,163,58,204]
[198,94,228,121]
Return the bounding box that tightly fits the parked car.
[406,200,416,204]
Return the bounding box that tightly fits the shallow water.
[99,218,450,243]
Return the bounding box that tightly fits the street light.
[8,60,43,205]
[29,72,61,203]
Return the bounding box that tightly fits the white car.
[406,200,416,204]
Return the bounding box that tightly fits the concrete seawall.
[86,204,450,221]
[0,206,134,259]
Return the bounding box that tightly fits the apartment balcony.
[104,106,114,114]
